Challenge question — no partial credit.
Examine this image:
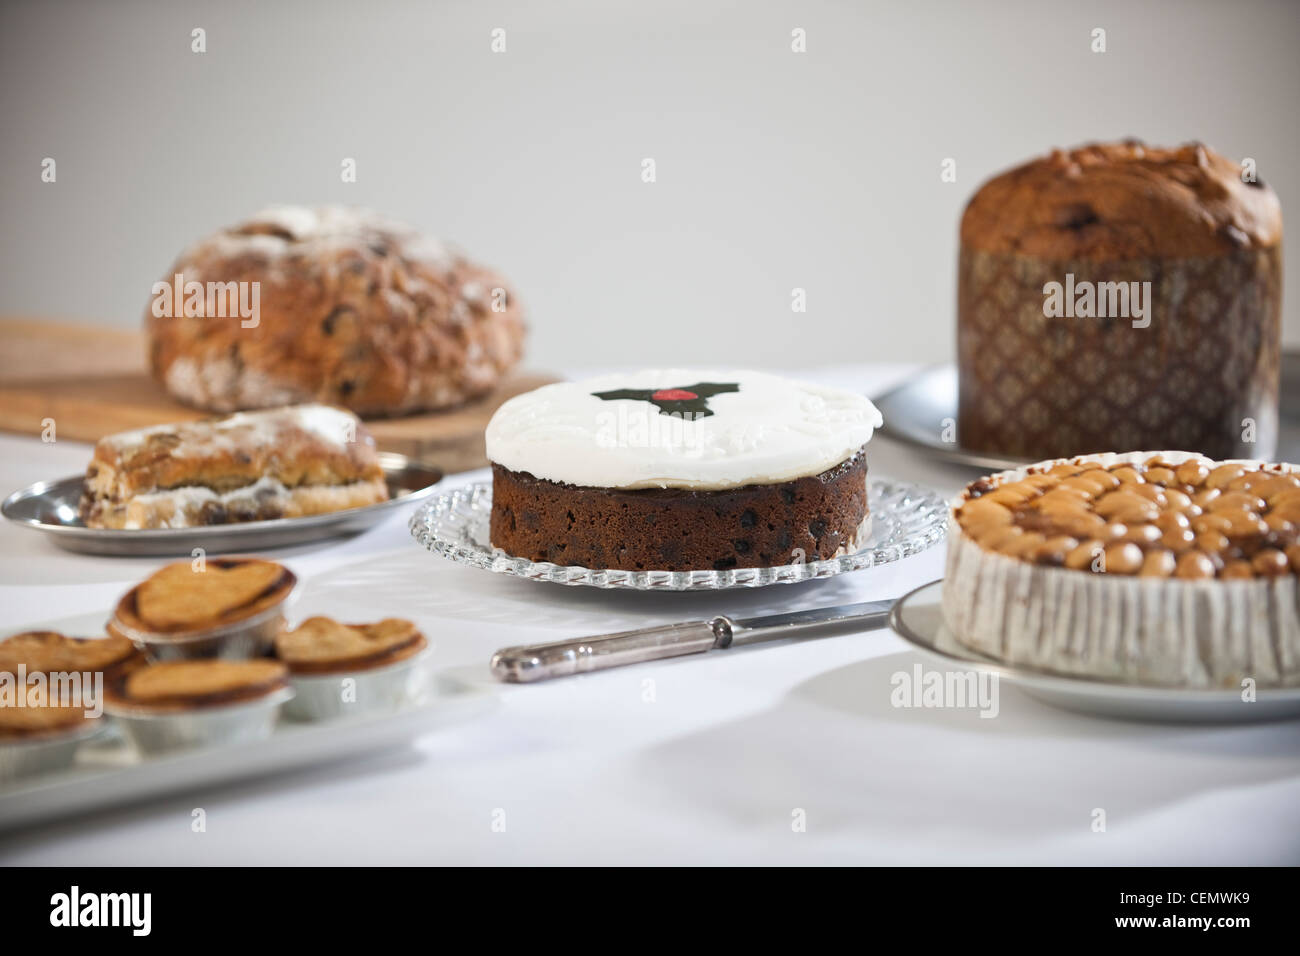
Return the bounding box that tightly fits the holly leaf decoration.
[591,382,740,419]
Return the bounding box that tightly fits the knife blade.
[489,598,897,683]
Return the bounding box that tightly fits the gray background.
[2,0,1297,371]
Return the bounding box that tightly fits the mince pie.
[275,617,428,675]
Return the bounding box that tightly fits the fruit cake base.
[489,451,869,572]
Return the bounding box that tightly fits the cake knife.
[489,599,896,682]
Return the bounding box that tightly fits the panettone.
[957,141,1283,461]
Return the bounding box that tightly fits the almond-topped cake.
[943,451,1300,688]
[485,370,884,572]
[80,404,388,529]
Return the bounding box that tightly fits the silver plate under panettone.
[874,354,1300,471]
[410,478,947,591]
[889,580,1300,723]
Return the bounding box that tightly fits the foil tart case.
[106,687,293,756]
[283,645,433,722]
[108,569,298,661]
[0,720,105,783]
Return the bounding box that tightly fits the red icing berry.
[651,388,698,401]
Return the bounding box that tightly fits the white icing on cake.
[485,369,883,490]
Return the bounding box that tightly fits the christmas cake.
[485,370,883,571]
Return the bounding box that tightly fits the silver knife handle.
[491,618,732,683]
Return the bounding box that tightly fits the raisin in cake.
[484,370,884,571]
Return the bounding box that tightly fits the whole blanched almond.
[1051,511,1107,538]
[1175,459,1212,487]
[1175,551,1216,579]
[1220,512,1268,540]
[1129,484,1169,506]
[1140,550,1176,578]
[1122,524,1162,545]
[1065,541,1105,570]
[1206,463,1247,489]
[1251,549,1290,576]
[1154,511,1190,533]
[1093,492,1158,524]
[1000,531,1046,558]
[1160,527,1196,552]
[1032,535,1080,565]
[1208,491,1266,513]
[1102,542,1143,575]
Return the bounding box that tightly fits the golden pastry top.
[113,659,288,711]
[956,454,1300,579]
[113,558,294,635]
[0,697,91,738]
[0,630,138,676]
[275,616,427,674]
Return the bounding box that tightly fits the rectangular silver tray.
[0,669,494,830]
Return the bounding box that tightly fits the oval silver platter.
[889,580,1300,723]
[2,452,442,556]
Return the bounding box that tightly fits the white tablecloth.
[2,365,1297,865]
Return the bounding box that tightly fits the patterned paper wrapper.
[957,246,1282,461]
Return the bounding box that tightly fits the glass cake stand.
[409,478,948,590]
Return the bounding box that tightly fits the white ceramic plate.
[0,612,497,829]
[409,478,948,590]
[889,581,1300,723]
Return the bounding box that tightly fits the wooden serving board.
[0,317,557,472]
